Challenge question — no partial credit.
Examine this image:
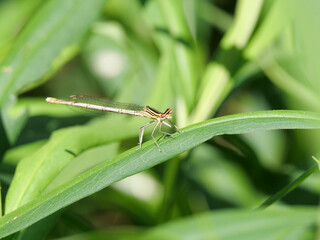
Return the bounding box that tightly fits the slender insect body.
[46,95,181,151]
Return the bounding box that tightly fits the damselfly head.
[163,108,173,119]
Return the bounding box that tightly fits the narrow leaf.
[1,110,320,237]
[258,163,319,209]
[0,0,106,142]
[140,207,316,240]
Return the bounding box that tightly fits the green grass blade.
[0,0,104,105]
[1,95,28,145]
[221,0,264,49]
[47,207,317,240]
[139,207,316,240]
[0,0,106,143]
[260,54,320,108]
[191,0,264,124]
[258,163,319,209]
[245,0,297,59]
[199,1,233,32]
[0,0,43,61]
[0,110,320,237]
[4,117,141,214]
[0,0,106,104]
[313,156,320,170]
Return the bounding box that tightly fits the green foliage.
[0,0,320,239]
[1,111,319,237]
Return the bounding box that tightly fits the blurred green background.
[0,0,320,239]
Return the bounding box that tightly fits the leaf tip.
[312,156,320,170]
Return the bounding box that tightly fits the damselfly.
[46,95,181,151]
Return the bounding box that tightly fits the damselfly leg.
[138,119,180,152]
[167,119,182,133]
[151,121,160,151]
[158,121,174,138]
[138,121,156,150]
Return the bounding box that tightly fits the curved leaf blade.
[1,110,320,238]
[140,207,316,240]
[5,117,141,213]
[39,207,316,240]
